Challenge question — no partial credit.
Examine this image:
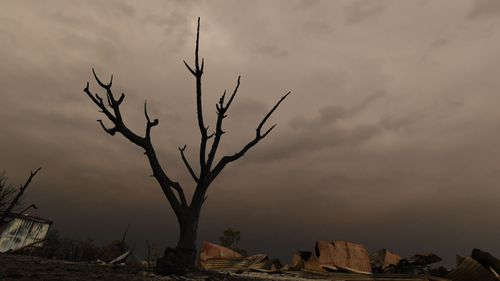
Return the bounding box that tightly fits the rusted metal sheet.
[446,256,499,281]
[290,251,312,270]
[304,251,327,273]
[198,241,275,271]
[316,240,338,270]
[303,240,372,274]
[409,253,442,266]
[199,254,268,271]
[333,240,372,274]
[471,248,500,275]
[371,249,402,272]
[199,241,242,261]
[0,212,52,253]
[198,257,250,270]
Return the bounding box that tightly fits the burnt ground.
[0,254,236,281]
[0,254,158,281]
[1,254,447,281]
[0,254,322,281]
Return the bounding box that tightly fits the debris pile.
[383,253,442,275]
[297,240,372,274]
[198,241,280,272]
[104,240,500,280]
[198,240,455,280]
[445,249,500,281]
[370,248,402,272]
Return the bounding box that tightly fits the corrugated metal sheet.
[305,240,372,274]
[334,240,372,274]
[304,251,328,272]
[199,241,242,261]
[290,251,311,270]
[198,241,274,271]
[371,249,402,271]
[0,214,51,253]
[199,254,268,271]
[446,256,499,281]
[317,240,338,270]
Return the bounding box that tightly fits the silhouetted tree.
[0,167,41,225]
[82,18,289,273]
[0,172,16,212]
[219,228,247,256]
[40,228,61,258]
[53,237,98,262]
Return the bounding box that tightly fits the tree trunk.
[156,210,200,275]
[177,215,198,250]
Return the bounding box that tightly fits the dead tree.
[83,18,289,273]
[0,167,42,225]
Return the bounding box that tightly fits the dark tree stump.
[156,247,197,275]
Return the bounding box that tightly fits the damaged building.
[0,212,52,253]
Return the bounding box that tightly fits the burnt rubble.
[197,240,500,281]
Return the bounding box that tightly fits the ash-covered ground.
[0,254,317,281]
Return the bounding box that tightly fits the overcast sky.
[2,0,500,266]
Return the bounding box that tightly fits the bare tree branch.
[97,119,118,135]
[81,18,290,265]
[170,180,188,208]
[210,92,290,180]
[179,145,199,183]
[206,76,241,170]
[0,173,16,211]
[257,92,290,135]
[183,61,196,76]
[184,17,210,179]
[0,167,41,225]
[144,100,159,139]
[84,71,186,214]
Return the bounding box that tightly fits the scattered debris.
[199,241,243,260]
[384,253,442,275]
[332,240,372,274]
[301,240,372,274]
[289,251,312,271]
[108,249,142,267]
[197,240,459,281]
[370,248,402,272]
[3,233,500,281]
[110,250,132,264]
[471,248,500,275]
[446,256,497,281]
[198,241,280,273]
[446,249,500,281]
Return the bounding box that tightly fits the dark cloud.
[1,0,499,266]
[115,1,136,17]
[254,45,288,59]
[291,92,384,129]
[344,1,386,24]
[302,20,335,38]
[468,0,500,20]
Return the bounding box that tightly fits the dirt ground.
[1,254,443,281]
[0,254,324,281]
[0,254,241,281]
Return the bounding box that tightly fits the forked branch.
[83,70,187,213]
[206,76,241,170]
[210,92,290,181]
[0,167,41,225]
